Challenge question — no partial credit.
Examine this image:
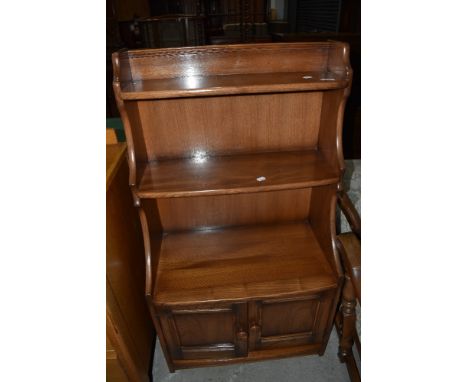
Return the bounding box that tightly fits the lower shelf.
[153,221,337,305]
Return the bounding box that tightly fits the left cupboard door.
[158,302,249,361]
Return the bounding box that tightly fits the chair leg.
[353,328,361,357]
[338,276,360,382]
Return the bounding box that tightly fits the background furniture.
[145,0,268,44]
[106,136,155,381]
[140,15,206,48]
[112,42,352,372]
[336,189,361,381]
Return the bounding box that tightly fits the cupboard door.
[158,302,248,361]
[248,291,335,350]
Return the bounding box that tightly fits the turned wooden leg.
[335,304,343,334]
[338,276,360,381]
[338,276,356,360]
[353,328,361,357]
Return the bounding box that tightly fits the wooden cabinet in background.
[106,143,155,381]
[112,42,352,372]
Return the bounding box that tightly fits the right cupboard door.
[248,290,335,350]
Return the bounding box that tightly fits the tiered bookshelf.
[113,41,352,371]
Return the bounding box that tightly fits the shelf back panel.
[153,188,312,232]
[132,92,323,160]
[126,43,334,81]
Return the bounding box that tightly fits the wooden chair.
[336,190,361,381]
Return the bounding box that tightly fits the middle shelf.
[137,149,339,198]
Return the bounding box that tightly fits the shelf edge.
[136,178,340,199]
[120,81,350,100]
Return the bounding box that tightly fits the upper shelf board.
[120,71,349,100]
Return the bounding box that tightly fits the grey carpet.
[152,328,358,381]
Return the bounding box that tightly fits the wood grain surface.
[106,144,155,381]
[154,188,312,232]
[111,41,352,371]
[154,222,337,305]
[124,42,347,80]
[121,71,349,100]
[134,92,323,160]
[137,150,339,198]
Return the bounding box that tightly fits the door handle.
[235,328,248,356]
[249,323,261,347]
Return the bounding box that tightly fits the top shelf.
[114,42,352,100]
[120,71,350,100]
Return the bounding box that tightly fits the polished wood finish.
[106,143,155,381]
[248,292,335,350]
[121,71,349,100]
[338,232,361,301]
[337,276,360,382]
[134,92,324,160]
[119,43,348,81]
[159,302,248,361]
[155,188,311,231]
[113,42,352,185]
[137,150,339,198]
[112,42,352,372]
[154,222,337,305]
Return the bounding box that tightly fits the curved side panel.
[319,42,353,189]
[309,184,343,278]
[137,206,153,296]
[335,83,353,189]
[334,43,353,186]
[112,51,138,186]
[329,191,344,278]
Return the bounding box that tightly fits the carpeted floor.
[152,328,359,382]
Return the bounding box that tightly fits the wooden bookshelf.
[113,42,352,373]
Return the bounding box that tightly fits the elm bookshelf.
[113,41,352,371]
